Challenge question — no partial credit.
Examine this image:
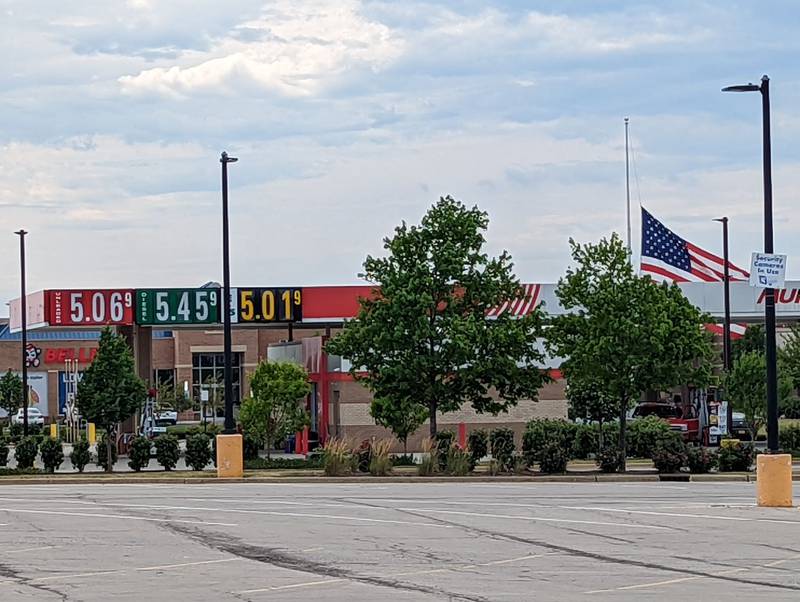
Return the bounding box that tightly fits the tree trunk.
[266,436,271,460]
[617,397,628,473]
[402,438,408,456]
[428,401,437,438]
[105,434,114,473]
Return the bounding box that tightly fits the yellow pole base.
[756,453,793,508]
[87,423,96,445]
[216,434,244,478]
[50,423,58,439]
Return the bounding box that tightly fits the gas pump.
[140,389,156,439]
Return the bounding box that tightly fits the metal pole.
[720,217,732,372]
[15,229,28,437]
[760,76,779,453]
[624,117,632,257]
[220,152,235,434]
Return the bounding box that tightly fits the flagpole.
[625,117,632,258]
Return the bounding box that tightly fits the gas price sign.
[47,289,135,326]
[231,287,302,323]
[136,288,220,325]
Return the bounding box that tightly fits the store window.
[152,369,175,388]
[192,353,242,406]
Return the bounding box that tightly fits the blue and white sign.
[750,252,787,289]
[58,370,84,415]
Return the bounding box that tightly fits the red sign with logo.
[47,289,135,326]
[44,347,97,364]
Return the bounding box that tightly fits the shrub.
[435,431,455,471]
[522,420,574,466]
[0,439,9,466]
[538,442,569,474]
[651,434,688,473]
[322,437,352,476]
[571,424,598,460]
[40,438,64,473]
[14,436,39,470]
[596,446,623,473]
[446,444,471,476]
[70,438,91,473]
[185,433,212,471]
[627,416,673,458]
[467,429,488,470]
[490,427,516,472]
[687,447,718,474]
[245,456,324,470]
[243,435,261,461]
[780,424,800,452]
[392,454,416,466]
[354,439,372,473]
[96,433,117,471]
[127,436,152,472]
[418,437,438,476]
[718,441,755,472]
[369,439,393,476]
[154,434,180,471]
[9,422,23,440]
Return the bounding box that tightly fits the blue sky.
[2,1,799,311]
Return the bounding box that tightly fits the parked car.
[631,402,700,443]
[11,407,45,426]
[154,410,178,426]
[730,411,752,440]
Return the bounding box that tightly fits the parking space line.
[238,578,346,594]
[396,507,670,530]
[562,506,800,526]
[1,546,57,555]
[0,507,238,527]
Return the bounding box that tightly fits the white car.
[155,410,178,426]
[11,407,45,426]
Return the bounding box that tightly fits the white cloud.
[119,0,404,98]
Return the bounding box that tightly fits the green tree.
[156,381,193,413]
[725,350,792,441]
[76,328,146,472]
[326,196,549,436]
[370,397,428,455]
[0,369,22,417]
[547,234,714,471]
[731,324,764,362]
[565,377,617,450]
[239,361,310,459]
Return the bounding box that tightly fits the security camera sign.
[750,252,787,288]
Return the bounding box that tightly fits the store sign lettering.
[757,289,800,304]
[44,348,97,364]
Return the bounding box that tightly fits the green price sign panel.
[136,288,220,325]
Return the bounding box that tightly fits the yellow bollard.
[216,434,244,478]
[757,453,793,508]
[87,423,96,445]
[50,423,58,439]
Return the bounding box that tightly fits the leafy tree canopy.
[0,369,23,416]
[732,324,765,362]
[547,234,714,468]
[239,361,310,459]
[326,196,549,436]
[370,396,429,454]
[76,328,146,470]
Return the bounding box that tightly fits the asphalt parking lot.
[2,481,800,601]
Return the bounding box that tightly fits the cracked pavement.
[2,481,800,600]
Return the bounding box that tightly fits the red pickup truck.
[631,402,700,443]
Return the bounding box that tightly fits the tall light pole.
[722,75,778,453]
[220,151,238,435]
[14,229,29,436]
[713,217,732,372]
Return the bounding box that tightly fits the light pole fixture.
[14,229,29,436]
[722,75,778,453]
[220,151,238,435]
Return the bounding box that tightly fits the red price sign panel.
[47,289,135,326]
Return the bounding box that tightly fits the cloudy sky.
[2,0,799,311]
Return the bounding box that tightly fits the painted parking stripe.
[0,507,237,527]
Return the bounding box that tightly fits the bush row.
[0,432,214,473]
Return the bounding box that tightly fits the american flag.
[640,207,749,337]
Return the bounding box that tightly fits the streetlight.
[220,151,238,435]
[712,217,732,372]
[722,75,778,454]
[14,229,29,437]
